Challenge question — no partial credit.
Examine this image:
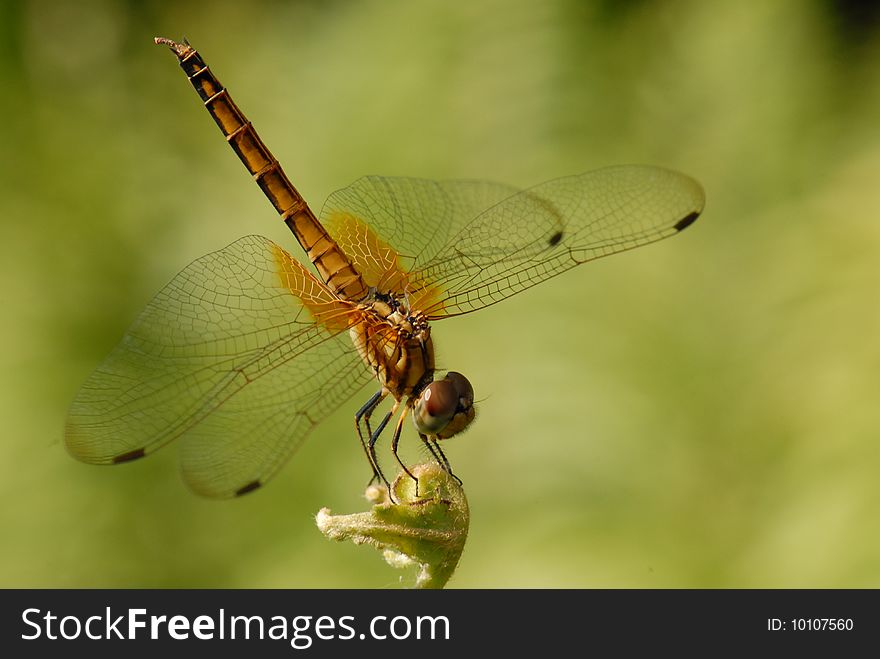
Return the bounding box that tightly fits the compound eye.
[413,379,458,435]
[413,372,476,438]
[445,371,474,408]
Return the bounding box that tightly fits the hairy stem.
[316,463,469,589]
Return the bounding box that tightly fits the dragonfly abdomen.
[155,37,369,302]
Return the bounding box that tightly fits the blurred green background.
[2,0,879,588]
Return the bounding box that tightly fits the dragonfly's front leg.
[390,406,422,496]
[420,433,463,487]
[366,399,400,495]
[355,389,387,486]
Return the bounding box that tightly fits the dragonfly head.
[412,371,475,439]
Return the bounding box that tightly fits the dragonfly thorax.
[350,297,435,400]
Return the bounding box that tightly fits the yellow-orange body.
[163,38,436,407]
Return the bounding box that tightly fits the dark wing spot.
[548,231,563,247]
[113,448,146,464]
[674,211,700,232]
[235,480,262,496]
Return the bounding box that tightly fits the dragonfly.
[64,37,705,499]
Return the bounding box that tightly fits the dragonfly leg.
[420,434,463,487]
[355,390,386,485]
[367,406,395,493]
[390,406,421,497]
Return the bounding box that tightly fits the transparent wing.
[321,176,520,290]
[322,166,704,318]
[65,235,372,498]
